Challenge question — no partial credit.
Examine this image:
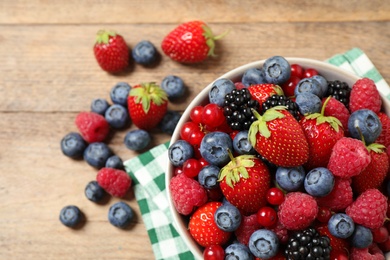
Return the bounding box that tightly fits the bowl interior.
[166,58,390,259]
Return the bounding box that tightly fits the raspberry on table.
[96,167,132,198]
[75,111,110,143]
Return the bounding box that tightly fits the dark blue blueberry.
[61,132,87,159]
[242,67,266,87]
[275,166,305,192]
[200,131,233,166]
[350,225,373,248]
[233,130,255,155]
[328,213,355,239]
[348,109,382,145]
[225,243,253,260]
[59,205,82,227]
[124,129,151,151]
[198,165,220,189]
[105,155,124,169]
[158,110,181,135]
[295,92,322,115]
[161,75,185,100]
[108,201,134,228]
[304,167,335,197]
[209,78,236,107]
[110,82,131,107]
[168,140,194,167]
[91,98,110,115]
[104,104,129,129]
[262,56,291,85]
[248,229,279,259]
[214,203,242,232]
[85,181,106,202]
[312,75,328,96]
[294,78,323,97]
[83,142,112,168]
[131,40,158,65]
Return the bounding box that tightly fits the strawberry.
[161,20,228,63]
[93,30,129,73]
[127,82,168,130]
[248,83,284,110]
[248,106,309,167]
[376,112,390,148]
[218,154,271,214]
[300,97,345,170]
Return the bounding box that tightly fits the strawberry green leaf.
[129,82,168,113]
[305,112,342,132]
[202,24,229,57]
[367,142,386,153]
[218,154,256,188]
[96,30,117,44]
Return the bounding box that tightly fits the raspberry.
[376,112,390,147]
[277,192,318,230]
[346,189,388,230]
[327,137,371,178]
[350,243,385,260]
[234,214,261,246]
[169,173,207,215]
[75,111,110,143]
[268,220,289,244]
[349,77,382,113]
[322,96,350,131]
[96,167,132,198]
[316,177,353,211]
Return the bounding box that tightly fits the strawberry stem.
[321,96,332,116]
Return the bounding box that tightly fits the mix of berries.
[168,55,390,259]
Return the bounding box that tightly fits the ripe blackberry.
[223,88,259,130]
[285,227,332,260]
[262,95,301,121]
[326,80,350,108]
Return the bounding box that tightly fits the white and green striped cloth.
[124,48,389,260]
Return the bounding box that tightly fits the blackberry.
[285,227,332,260]
[326,80,350,108]
[262,95,301,121]
[223,88,259,130]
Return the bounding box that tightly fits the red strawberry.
[218,154,271,214]
[75,111,110,143]
[127,82,168,130]
[93,30,129,73]
[161,20,228,63]
[248,83,284,110]
[188,201,231,247]
[376,112,390,147]
[248,106,309,167]
[96,167,132,198]
[349,77,382,113]
[300,97,344,170]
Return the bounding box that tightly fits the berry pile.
[168,56,390,259]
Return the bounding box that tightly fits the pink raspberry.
[169,173,207,215]
[322,96,350,131]
[268,220,289,244]
[350,243,385,260]
[234,214,261,246]
[278,192,318,230]
[96,167,132,197]
[316,177,353,211]
[376,112,390,147]
[327,137,371,178]
[346,189,388,230]
[349,78,382,113]
[75,111,110,143]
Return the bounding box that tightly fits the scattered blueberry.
[248,229,279,259]
[124,129,151,151]
[200,131,233,166]
[209,78,236,107]
[83,142,112,168]
[85,181,106,202]
[61,132,87,159]
[168,140,194,167]
[233,130,255,155]
[348,109,382,145]
[275,166,306,192]
[104,104,129,129]
[158,110,181,135]
[225,243,254,260]
[328,213,355,239]
[91,98,110,115]
[110,82,131,107]
[312,75,328,96]
[198,165,220,189]
[294,78,323,97]
[59,205,82,228]
[108,201,134,228]
[242,67,266,87]
[214,203,242,232]
[304,167,335,197]
[350,225,373,249]
[295,92,322,115]
[131,40,158,66]
[262,56,291,85]
[105,155,124,169]
[161,75,185,100]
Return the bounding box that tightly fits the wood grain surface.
[0,1,389,259]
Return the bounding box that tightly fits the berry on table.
[59,205,83,228]
[75,111,110,143]
[160,75,186,100]
[96,167,132,198]
[85,180,106,203]
[157,110,181,135]
[124,129,151,151]
[105,155,124,169]
[91,98,110,115]
[83,142,113,169]
[202,103,225,128]
[131,40,158,66]
[104,104,129,129]
[108,201,134,228]
[61,132,87,159]
[316,177,353,211]
[110,82,131,107]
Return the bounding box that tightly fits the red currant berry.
[188,129,205,146]
[266,187,285,205]
[331,251,349,260]
[180,121,198,141]
[203,245,225,260]
[281,75,300,97]
[235,81,246,90]
[182,158,202,178]
[379,236,390,253]
[317,207,332,223]
[190,105,204,124]
[192,144,202,159]
[302,68,319,78]
[199,157,209,167]
[202,103,225,128]
[290,64,304,79]
[256,206,277,227]
[173,167,183,176]
[372,226,389,243]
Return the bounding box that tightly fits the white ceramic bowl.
[166,58,390,259]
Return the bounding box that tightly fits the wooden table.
[0,1,389,259]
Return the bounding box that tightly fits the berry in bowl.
[166,56,390,259]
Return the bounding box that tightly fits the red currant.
[379,236,390,252]
[331,251,349,260]
[188,129,205,146]
[199,157,209,167]
[372,226,389,243]
[281,75,300,97]
[302,68,319,78]
[290,64,304,79]
[203,245,225,260]
[266,187,285,205]
[202,103,225,128]
[180,121,198,141]
[256,206,277,227]
[190,105,204,124]
[173,167,183,176]
[317,207,332,223]
[182,158,202,178]
[234,81,246,90]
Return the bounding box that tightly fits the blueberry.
[198,165,220,189]
[110,82,131,107]
[59,205,82,227]
[131,40,158,65]
[200,131,233,166]
[294,78,323,97]
[328,213,355,239]
[348,109,382,145]
[124,129,151,151]
[295,92,322,115]
[108,201,134,228]
[262,56,291,85]
[85,181,106,202]
[168,140,194,167]
[61,132,87,159]
[83,142,112,168]
[242,67,266,87]
[214,203,242,232]
[312,75,328,96]
[104,104,129,129]
[225,243,253,260]
[91,98,110,115]
[158,110,181,135]
[209,78,236,107]
[304,167,335,197]
[275,166,305,192]
[350,225,373,248]
[161,75,185,100]
[233,130,255,155]
[248,229,279,259]
[105,155,124,169]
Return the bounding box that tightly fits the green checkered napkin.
[124,48,389,260]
